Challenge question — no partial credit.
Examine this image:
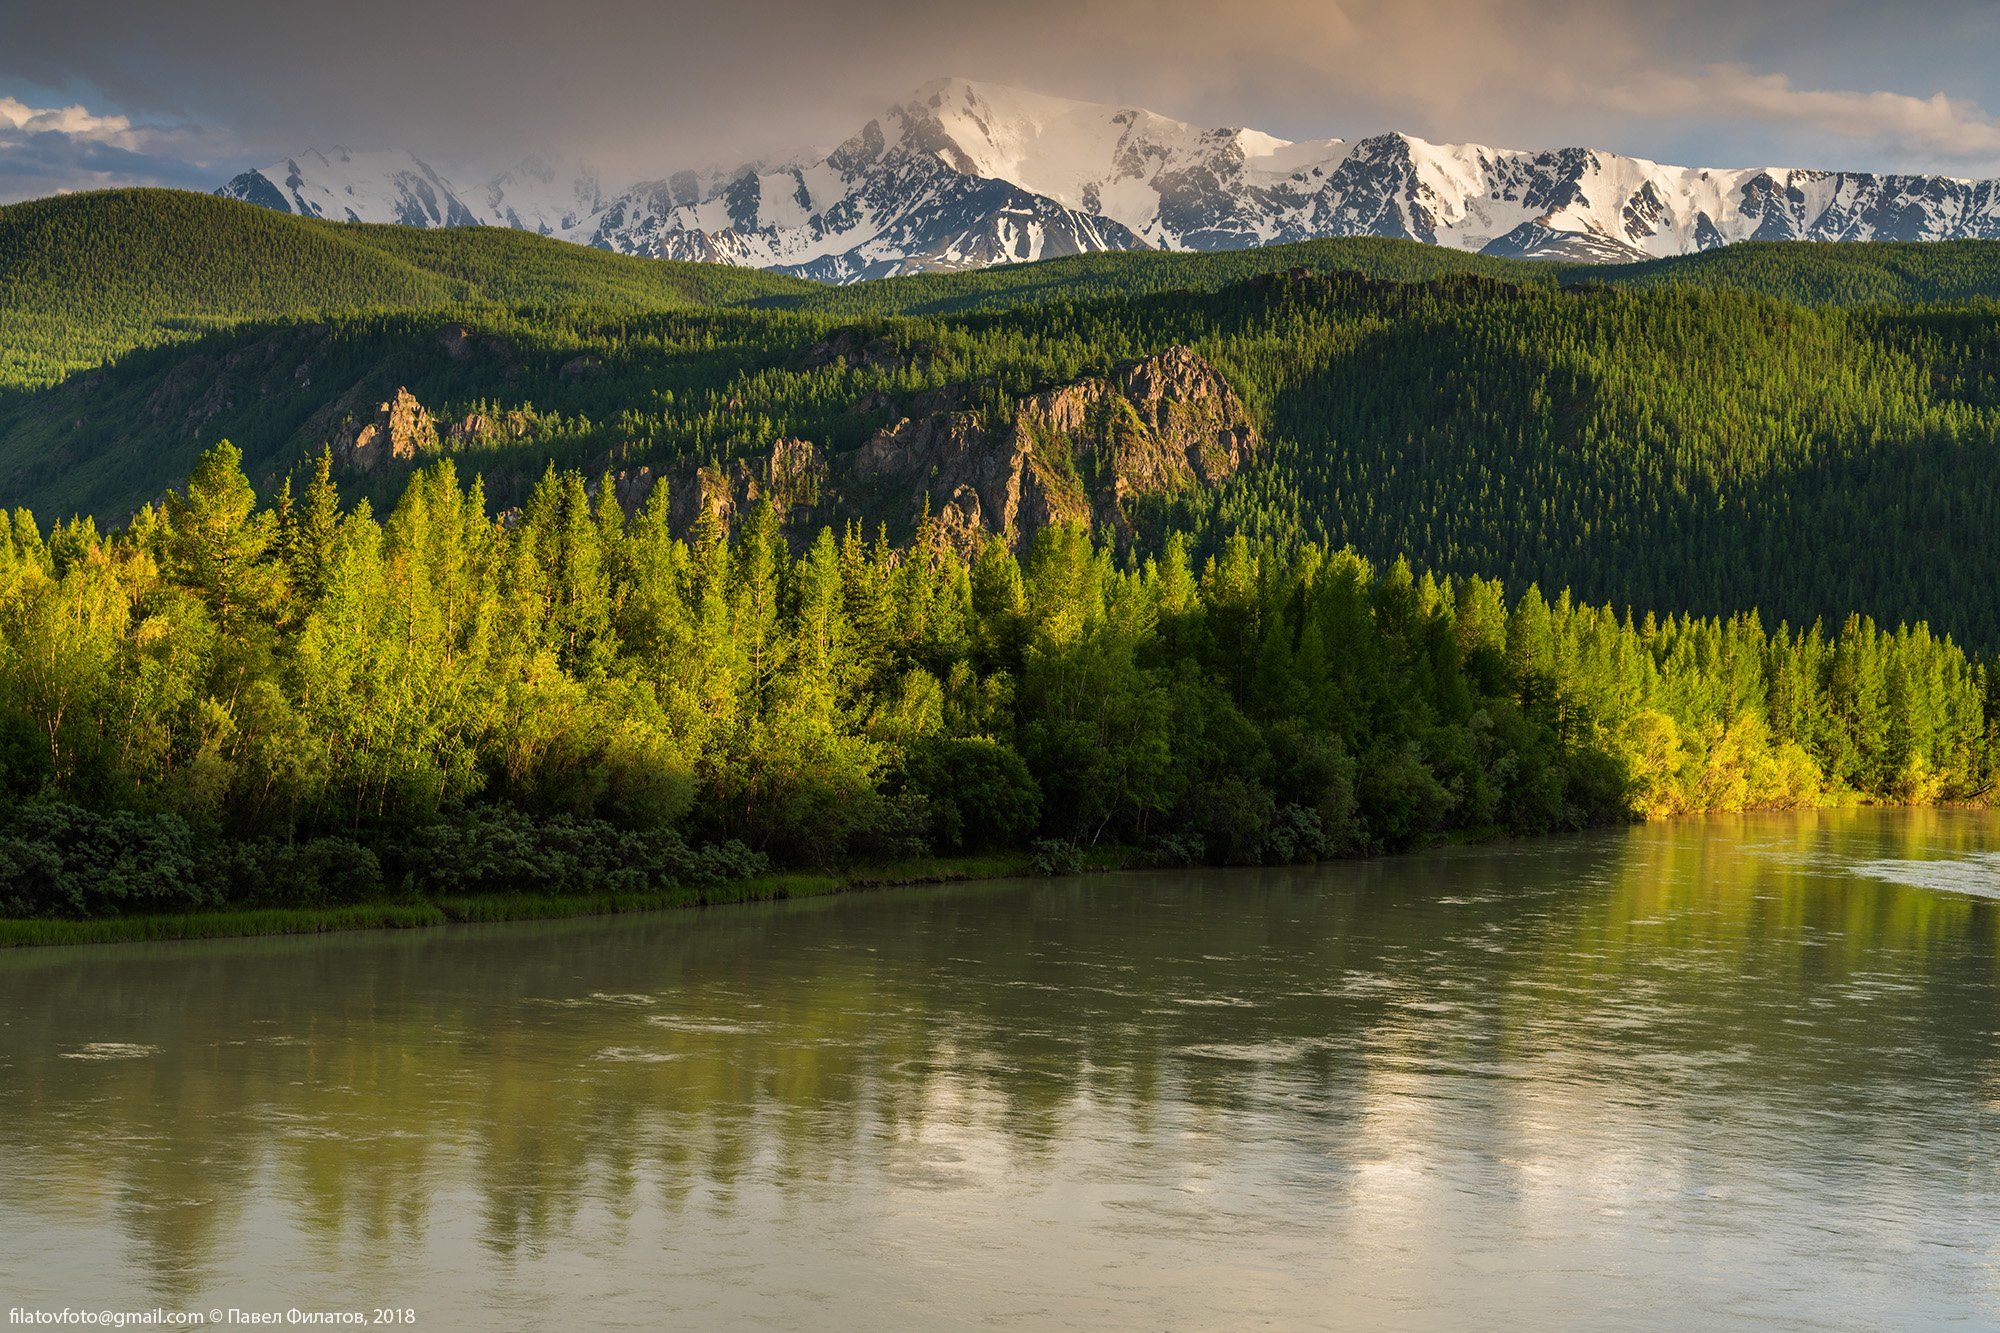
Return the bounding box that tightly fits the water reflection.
[1,809,1996,1327]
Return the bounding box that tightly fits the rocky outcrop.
[1106,344,1260,487]
[327,388,438,474]
[442,407,537,449]
[635,346,1257,555]
[638,437,832,538]
[838,344,1255,552]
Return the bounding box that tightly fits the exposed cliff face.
[660,437,829,537]
[324,388,438,474]
[280,349,1253,553]
[842,343,1257,552]
[637,345,1258,554]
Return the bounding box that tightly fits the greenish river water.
[2,810,1997,1329]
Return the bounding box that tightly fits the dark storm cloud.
[4,0,2000,200]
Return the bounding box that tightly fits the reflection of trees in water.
[1517,809,2000,1112]
[1568,808,2000,975]
[2,812,1994,1292]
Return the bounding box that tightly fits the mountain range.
[209,76,2000,280]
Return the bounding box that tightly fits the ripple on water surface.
[1852,852,2000,897]
[1,809,1997,1329]
[57,1043,158,1061]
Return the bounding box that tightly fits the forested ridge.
[19,192,2000,396]
[10,253,2000,645]
[0,189,812,390]
[2,193,1999,921]
[0,443,1990,919]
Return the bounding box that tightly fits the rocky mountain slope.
[218,147,482,229]
[219,78,2000,280]
[220,148,605,236]
[597,342,1259,553]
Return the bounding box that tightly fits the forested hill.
[765,237,2000,315]
[0,192,1995,911]
[18,192,2000,390]
[1577,240,2000,307]
[0,189,814,389]
[9,189,2000,650]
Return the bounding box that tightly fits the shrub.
[1357,740,1453,852]
[1145,831,1202,867]
[395,807,768,898]
[1258,804,1336,864]
[845,791,935,862]
[1029,838,1085,876]
[1266,721,1363,852]
[895,736,1042,853]
[0,801,213,918]
[208,838,386,907]
[1185,775,1275,864]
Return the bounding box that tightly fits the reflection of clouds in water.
[58,1043,158,1060]
[1852,854,2000,898]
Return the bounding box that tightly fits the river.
[2,809,1996,1329]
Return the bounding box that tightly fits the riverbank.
[7,807,1992,1327]
[0,850,1136,948]
[5,803,1954,949]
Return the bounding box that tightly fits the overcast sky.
[5,0,2000,201]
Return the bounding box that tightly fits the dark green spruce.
[0,444,1989,920]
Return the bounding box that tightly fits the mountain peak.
[219,146,473,227]
[216,79,2000,280]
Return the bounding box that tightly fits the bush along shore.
[0,444,1993,945]
[0,830,1074,948]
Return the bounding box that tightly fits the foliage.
[395,808,767,898]
[1029,839,1087,876]
[896,735,1042,852]
[0,187,812,390]
[0,801,212,917]
[0,445,1988,918]
[14,226,2000,649]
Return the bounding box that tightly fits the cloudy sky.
[4,0,2000,201]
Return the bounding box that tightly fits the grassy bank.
[0,851,1108,948]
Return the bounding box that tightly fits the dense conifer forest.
[1,190,1997,919]
[0,443,1989,918]
[12,221,2000,645]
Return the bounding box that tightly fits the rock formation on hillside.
[287,345,1256,554]
[632,344,1257,554]
[326,388,438,474]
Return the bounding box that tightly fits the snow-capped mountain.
[217,77,2000,280]
[220,148,600,235]
[472,153,604,236]
[219,147,480,228]
[572,117,1144,280]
